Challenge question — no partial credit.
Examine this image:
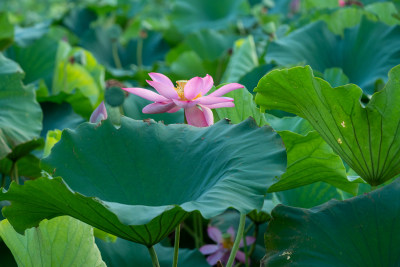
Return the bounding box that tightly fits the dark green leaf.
[265,19,400,94]
[170,0,250,34]
[1,118,286,246]
[263,179,400,266]
[97,237,209,267]
[0,54,42,160]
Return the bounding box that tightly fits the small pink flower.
[122,73,244,127]
[338,0,346,6]
[90,101,108,123]
[199,226,256,266]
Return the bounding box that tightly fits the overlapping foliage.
[0,0,399,266]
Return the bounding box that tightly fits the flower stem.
[112,41,123,69]
[248,224,259,260]
[173,224,180,267]
[197,213,203,246]
[226,213,246,267]
[193,214,199,248]
[10,162,19,185]
[147,246,160,267]
[137,37,143,69]
[1,173,5,188]
[243,231,249,267]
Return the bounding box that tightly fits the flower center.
[176,80,188,100]
[175,80,202,101]
[222,234,234,249]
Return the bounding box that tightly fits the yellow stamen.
[222,236,234,249]
[176,80,188,100]
[175,80,202,100]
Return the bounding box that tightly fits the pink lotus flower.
[199,226,256,266]
[122,73,244,127]
[90,101,108,123]
[339,0,346,6]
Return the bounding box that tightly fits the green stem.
[193,214,199,248]
[181,223,196,239]
[371,185,378,191]
[244,222,254,235]
[10,162,19,185]
[226,213,246,267]
[243,230,249,267]
[173,224,180,267]
[112,41,123,69]
[248,224,259,257]
[1,173,5,188]
[197,213,203,246]
[137,37,143,69]
[147,246,160,267]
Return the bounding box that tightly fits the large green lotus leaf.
[51,41,104,118]
[97,237,209,267]
[0,216,105,266]
[5,31,59,90]
[249,181,345,224]
[169,51,208,79]
[212,87,267,126]
[265,114,313,135]
[0,154,41,180]
[265,114,359,193]
[79,27,169,70]
[269,130,359,194]
[0,12,14,51]
[302,0,338,10]
[317,7,364,36]
[221,36,258,84]
[0,54,42,160]
[185,29,235,62]
[277,182,345,209]
[323,67,349,87]
[255,65,400,186]
[1,117,286,246]
[238,64,274,93]
[170,0,249,34]
[122,94,184,124]
[263,178,400,266]
[265,18,400,94]
[365,2,400,26]
[40,102,85,137]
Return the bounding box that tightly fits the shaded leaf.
[221,36,258,83]
[170,0,249,34]
[265,19,400,94]
[263,179,400,266]
[97,237,209,267]
[0,54,42,160]
[1,118,286,246]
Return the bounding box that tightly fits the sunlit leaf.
[0,216,105,267]
[255,65,400,186]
